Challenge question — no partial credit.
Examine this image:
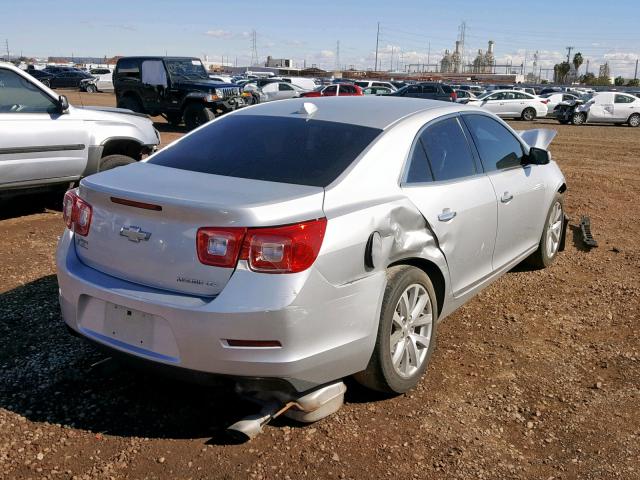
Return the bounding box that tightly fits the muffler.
[226,380,346,441]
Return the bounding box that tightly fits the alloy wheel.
[390,284,433,379]
[546,201,563,258]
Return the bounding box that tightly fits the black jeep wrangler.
[114,56,245,129]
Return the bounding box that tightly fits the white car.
[570,92,640,126]
[541,92,580,116]
[355,80,398,92]
[0,62,160,197]
[280,77,318,91]
[258,81,305,102]
[468,90,548,121]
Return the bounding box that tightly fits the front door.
[0,68,88,187]
[401,116,497,295]
[462,113,548,269]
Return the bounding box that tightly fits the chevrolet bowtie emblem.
[119,226,151,242]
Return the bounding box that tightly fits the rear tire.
[98,154,136,172]
[118,95,143,113]
[572,112,586,125]
[628,113,640,127]
[85,84,97,93]
[183,103,215,130]
[526,192,564,269]
[166,112,183,127]
[521,107,536,121]
[354,266,438,394]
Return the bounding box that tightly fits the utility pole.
[4,39,9,61]
[635,59,639,80]
[250,30,258,66]
[566,46,574,64]
[586,59,590,75]
[374,22,380,71]
[390,46,394,71]
[335,40,340,71]
[427,42,430,72]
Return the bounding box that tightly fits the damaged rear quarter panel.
[318,114,451,313]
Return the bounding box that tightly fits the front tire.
[183,103,215,130]
[526,193,564,269]
[572,112,587,125]
[117,95,143,113]
[98,154,136,172]
[628,113,640,127]
[521,107,536,121]
[354,266,438,394]
[85,84,97,93]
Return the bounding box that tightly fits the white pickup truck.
[0,62,160,198]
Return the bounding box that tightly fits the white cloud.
[205,29,233,38]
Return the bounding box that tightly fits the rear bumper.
[56,230,384,392]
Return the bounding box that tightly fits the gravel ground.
[0,92,639,480]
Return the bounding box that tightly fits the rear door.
[0,67,89,187]
[462,113,548,269]
[613,94,637,121]
[401,115,497,295]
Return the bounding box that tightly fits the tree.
[553,61,571,83]
[628,78,640,87]
[614,76,626,86]
[573,52,584,73]
[580,72,596,85]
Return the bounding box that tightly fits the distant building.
[472,41,495,74]
[265,56,292,68]
[599,62,611,79]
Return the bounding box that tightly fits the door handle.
[438,209,457,222]
[501,192,514,203]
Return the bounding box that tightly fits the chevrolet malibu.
[57,97,566,400]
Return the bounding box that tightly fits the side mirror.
[58,95,69,113]
[524,147,550,165]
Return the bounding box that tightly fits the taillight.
[62,190,93,236]
[540,99,549,104]
[196,218,327,273]
[196,227,246,267]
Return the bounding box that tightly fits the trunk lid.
[76,163,325,297]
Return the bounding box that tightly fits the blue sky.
[3,0,640,77]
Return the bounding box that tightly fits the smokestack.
[455,41,460,54]
[488,41,494,54]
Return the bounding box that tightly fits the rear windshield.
[148,115,382,187]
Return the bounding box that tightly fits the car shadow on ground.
[153,121,188,135]
[0,191,64,221]
[0,275,268,444]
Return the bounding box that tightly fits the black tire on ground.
[526,192,564,269]
[521,107,536,121]
[572,112,586,125]
[628,113,640,127]
[354,265,438,394]
[166,112,183,126]
[117,96,143,113]
[183,103,215,130]
[41,79,50,88]
[85,84,97,93]
[98,154,136,172]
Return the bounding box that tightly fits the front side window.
[464,114,524,171]
[407,85,422,94]
[0,69,58,114]
[278,83,293,91]
[323,85,337,95]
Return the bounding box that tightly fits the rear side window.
[463,114,524,171]
[615,94,635,103]
[117,59,140,79]
[418,117,476,182]
[422,85,437,93]
[440,84,453,94]
[148,115,382,187]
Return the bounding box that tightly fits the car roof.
[232,96,462,130]
[116,56,199,62]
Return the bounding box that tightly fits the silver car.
[57,97,566,405]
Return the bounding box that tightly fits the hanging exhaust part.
[226,381,347,441]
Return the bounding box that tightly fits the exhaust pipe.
[226,381,347,441]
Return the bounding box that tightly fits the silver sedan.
[57,97,566,407]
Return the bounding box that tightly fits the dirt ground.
[0,91,638,480]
